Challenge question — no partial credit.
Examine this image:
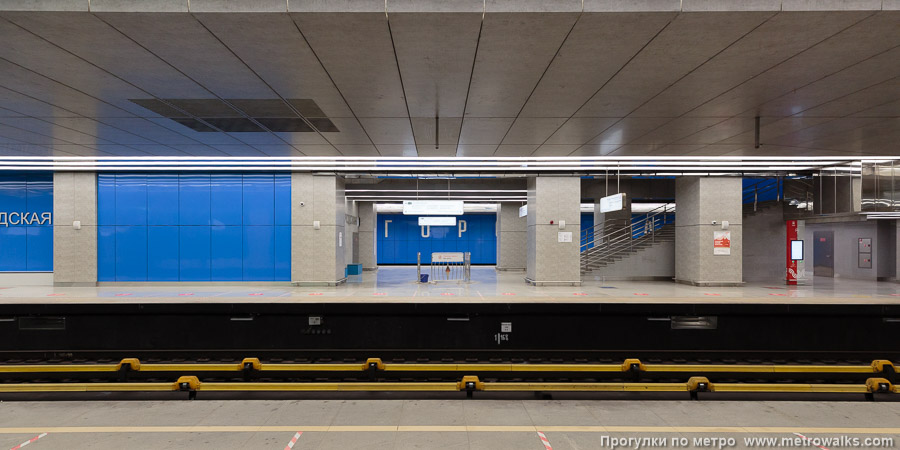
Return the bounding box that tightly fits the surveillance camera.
[300,202,305,207]
[711,220,717,225]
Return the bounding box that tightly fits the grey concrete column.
[291,174,346,285]
[358,201,377,270]
[525,177,581,286]
[496,203,526,271]
[53,172,97,286]
[674,177,743,286]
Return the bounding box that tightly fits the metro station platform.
[1,267,899,305]
[0,399,898,450]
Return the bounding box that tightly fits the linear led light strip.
[0,156,881,161]
[0,165,825,172]
[346,189,528,193]
[0,160,859,167]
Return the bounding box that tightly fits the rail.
[580,203,675,272]
[2,358,894,377]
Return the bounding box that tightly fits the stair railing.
[580,203,675,272]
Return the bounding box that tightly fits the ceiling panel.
[95,13,275,98]
[632,11,869,117]
[458,118,514,145]
[687,11,900,118]
[292,12,408,117]
[717,117,832,145]
[2,12,212,100]
[494,144,539,156]
[544,118,620,145]
[532,145,580,156]
[375,144,419,157]
[755,48,900,117]
[765,117,889,146]
[585,118,670,146]
[456,144,499,157]
[800,78,900,117]
[359,118,416,145]
[193,13,354,118]
[295,144,343,157]
[520,12,675,118]
[411,117,462,147]
[316,118,373,145]
[389,12,481,117]
[500,117,568,145]
[575,12,774,117]
[415,144,457,157]
[464,12,579,117]
[0,59,135,117]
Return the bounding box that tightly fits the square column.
[525,177,581,286]
[291,174,346,285]
[358,201,377,270]
[496,203,526,271]
[53,172,97,286]
[675,177,743,286]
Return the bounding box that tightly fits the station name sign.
[0,211,52,227]
[403,200,464,216]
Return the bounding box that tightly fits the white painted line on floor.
[284,431,302,450]
[537,431,553,450]
[9,433,47,450]
[1,426,899,434]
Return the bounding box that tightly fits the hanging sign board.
[432,252,464,263]
[418,216,456,226]
[599,193,625,213]
[518,205,527,217]
[713,231,731,255]
[403,200,464,215]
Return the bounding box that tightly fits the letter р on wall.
[0,173,53,271]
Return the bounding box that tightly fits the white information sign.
[403,200,464,216]
[432,252,465,263]
[791,240,804,261]
[418,216,457,226]
[599,193,625,213]
[714,231,731,255]
[558,231,573,243]
[518,205,527,217]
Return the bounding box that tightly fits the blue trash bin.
[420,274,429,283]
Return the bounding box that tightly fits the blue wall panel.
[0,173,53,272]
[147,174,179,226]
[377,213,497,265]
[179,175,211,226]
[148,226,179,281]
[243,226,275,281]
[274,174,291,226]
[180,226,211,281]
[211,226,242,281]
[98,173,290,282]
[115,226,147,281]
[211,174,242,226]
[97,226,116,281]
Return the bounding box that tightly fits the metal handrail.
[580,204,675,270]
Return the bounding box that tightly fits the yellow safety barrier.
[0,358,894,377]
[0,376,895,396]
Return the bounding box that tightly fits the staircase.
[580,204,675,274]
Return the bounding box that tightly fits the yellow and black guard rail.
[1,358,896,399]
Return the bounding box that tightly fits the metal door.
[813,231,834,277]
[352,232,360,263]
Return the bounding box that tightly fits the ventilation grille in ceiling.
[129,98,338,133]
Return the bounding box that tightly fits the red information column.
[786,220,798,285]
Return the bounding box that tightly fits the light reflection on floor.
[0,267,898,304]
